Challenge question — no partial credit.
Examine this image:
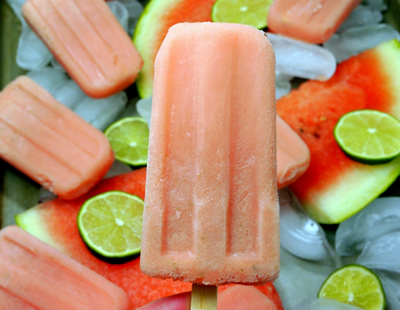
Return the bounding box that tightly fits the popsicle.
[0,225,129,310]
[267,0,362,44]
[0,76,114,200]
[141,22,279,288]
[22,0,143,98]
[277,115,310,188]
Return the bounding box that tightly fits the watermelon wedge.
[133,0,216,98]
[277,39,400,224]
[16,168,283,309]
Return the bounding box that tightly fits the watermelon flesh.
[16,168,283,309]
[133,0,216,98]
[277,40,400,224]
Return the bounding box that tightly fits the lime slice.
[211,0,273,29]
[318,264,385,310]
[105,117,149,166]
[77,191,144,258]
[334,110,400,164]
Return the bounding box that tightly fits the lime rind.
[211,0,272,29]
[318,264,386,310]
[105,117,149,166]
[77,191,144,259]
[334,110,400,165]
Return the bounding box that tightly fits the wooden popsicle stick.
[191,284,218,310]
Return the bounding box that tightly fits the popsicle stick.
[191,284,217,310]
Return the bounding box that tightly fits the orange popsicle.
[141,23,279,286]
[0,76,114,199]
[0,226,129,310]
[267,0,361,44]
[22,0,143,98]
[277,115,310,188]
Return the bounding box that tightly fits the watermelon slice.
[16,168,283,309]
[277,39,400,224]
[133,0,216,98]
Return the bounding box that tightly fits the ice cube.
[356,231,400,273]
[51,58,66,72]
[267,32,336,81]
[53,79,86,110]
[26,67,69,96]
[337,5,383,33]
[107,1,129,33]
[324,24,400,63]
[279,189,335,261]
[16,22,53,70]
[104,160,132,179]
[274,248,336,310]
[374,270,400,309]
[276,78,291,100]
[296,298,364,310]
[336,197,400,256]
[73,92,128,131]
[115,0,143,36]
[136,96,153,126]
[5,0,26,20]
[38,187,57,203]
[363,0,388,11]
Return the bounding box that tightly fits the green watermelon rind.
[133,0,183,99]
[15,208,60,250]
[306,156,400,223]
[302,39,400,224]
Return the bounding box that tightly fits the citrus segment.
[211,0,273,29]
[105,117,149,166]
[334,110,400,164]
[77,191,144,258]
[318,265,385,310]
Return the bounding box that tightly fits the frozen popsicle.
[267,0,362,44]
[22,0,143,98]
[140,23,279,286]
[0,76,114,199]
[0,226,129,310]
[277,115,310,188]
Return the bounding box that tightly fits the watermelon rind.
[133,0,215,99]
[15,209,60,250]
[280,39,400,224]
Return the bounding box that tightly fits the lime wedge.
[211,0,273,29]
[77,191,144,258]
[334,110,400,164]
[318,264,385,310]
[105,117,149,166]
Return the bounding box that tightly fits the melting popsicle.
[22,0,143,98]
[267,0,362,44]
[140,22,279,291]
[0,76,114,200]
[0,226,129,310]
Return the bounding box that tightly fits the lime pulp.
[77,191,144,258]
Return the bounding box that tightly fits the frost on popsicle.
[267,33,336,81]
[279,189,334,261]
[335,197,400,256]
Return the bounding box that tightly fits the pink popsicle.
[22,0,143,98]
[0,226,129,310]
[277,115,310,188]
[141,23,279,286]
[267,0,361,44]
[0,76,114,200]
